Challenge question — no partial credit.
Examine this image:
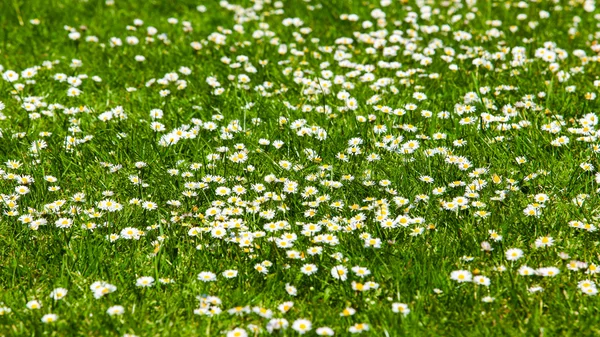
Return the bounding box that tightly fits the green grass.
[1,0,600,336]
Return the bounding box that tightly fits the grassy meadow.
[1,0,600,336]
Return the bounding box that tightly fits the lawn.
[1,0,600,336]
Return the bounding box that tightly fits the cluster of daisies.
[2,0,600,335]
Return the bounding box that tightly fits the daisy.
[300,264,318,275]
[136,276,155,287]
[536,267,560,277]
[534,236,554,248]
[316,327,335,336]
[107,305,125,316]
[331,265,348,281]
[292,319,312,334]
[349,323,369,333]
[450,270,472,283]
[505,248,524,261]
[392,303,410,316]
[26,300,42,310]
[285,283,298,296]
[277,301,294,313]
[198,272,217,282]
[473,276,491,286]
[222,270,238,278]
[482,296,495,303]
[49,288,68,300]
[41,314,58,323]
[227,328,248,337]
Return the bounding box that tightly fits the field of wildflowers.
[1,0,600,335]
